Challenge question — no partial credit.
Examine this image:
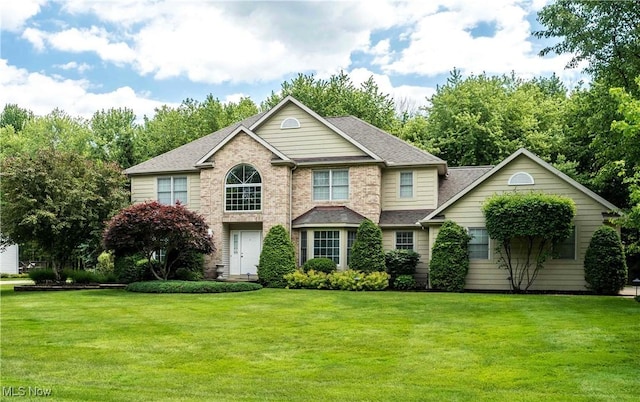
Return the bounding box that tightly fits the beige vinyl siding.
[381,167,438,209]
[382,229,430,285]
[440,154,611,291]
[130,173,201,212]
[255,103,366,158]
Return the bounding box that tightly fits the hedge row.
[125,280,262,293]
[284,269,390,291]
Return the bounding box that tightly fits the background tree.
[483,193,576,292]
[417,71,567,166]
[0,149,129,277]
[103,201,215,281]
[90,107,140,169]
[261,71,398,131]
[535,0,640,94]
[584,226,627,295]
[257,225,296,288]
[0,103,34,131]
[349,219,386,273]
[429,220,471,292]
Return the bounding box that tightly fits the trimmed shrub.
[385,249,420,285]
[284,269,330,289]
[96,251,115,274]
[393,274,417,290]
[430,220,472,292]
[114,254,153,283]
[584,226,628,295]
[67,269,100,284]
[350,219,386,273]
[28,268,58,284]
[258,225,296,288]
[168,249,205,280]
[302,258,337,274]
[125,280,262,293]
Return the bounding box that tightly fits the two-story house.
[125,96,618,291]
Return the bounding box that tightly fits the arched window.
[280,117,301,129]
[225,164,262,211]
[508,172,534,186]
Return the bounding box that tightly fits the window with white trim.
[399,172,414,198]
[157,176,187,205]
[313,169,349,200]
[281,117,301,129]
[395,231,414,250]
[508,172,534,186]
[314,230,340,265]
[468,228,489,259]
[225,164,262,211]
[553,227,576,260]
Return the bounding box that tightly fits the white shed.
[0,244,19,274]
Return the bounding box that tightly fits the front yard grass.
[1,285,638,401]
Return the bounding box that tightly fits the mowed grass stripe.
[1,286,638,401]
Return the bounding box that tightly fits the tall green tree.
[91,107,140,169]
[349,219,386,273]
[262,71,398,131]
[0,104,34,131]
[1,149,129,277]
[535,0,640,94]
[418,71,567,166]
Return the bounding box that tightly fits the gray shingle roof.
[292,206,366,227]
[379,209,434,226]
[124,103,446,175]
[327,116,445,167]
[124,113,266,175]
[438,166,493,206]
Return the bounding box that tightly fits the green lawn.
[1,285,638,401]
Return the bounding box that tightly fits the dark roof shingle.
[292,206,366,227]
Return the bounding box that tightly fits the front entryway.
[229,230,261,275]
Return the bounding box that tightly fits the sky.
[0,0,584,121]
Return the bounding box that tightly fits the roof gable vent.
[508,172,534,186]
[280,117,301,129]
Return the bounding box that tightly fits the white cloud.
[0,59,172,120]
[0,0,46,32]
[55,61,92,73]
[23,26,136,64]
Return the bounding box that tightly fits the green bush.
[584,226,628,295]
[28,268,58,284]
[302,258,337,274]
[257,225,296,288]
[113,254,153,283]
[385,249,420,284]
[284,269,389,291]
[430,220,472,292]
[67,269,100,284]
[284,269,330,289]
[168,249,205,280]
[349,219,386,273]
[125,280,262,293]
[393,274,417,290]
[96,251,115,274]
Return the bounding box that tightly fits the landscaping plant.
[584,225,627,294]
[483,192,576,292]
[430,220,472,292]
[349,219,386,273]
[257,225,296,288]
[302,257,337,274]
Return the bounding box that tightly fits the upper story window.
[468,227,489,259]
[225,164,262,211]
[399,171,414,198]
[158,176,187,205]
[508,172,534,186]
[313,169,349,201]
[280,117,301,129]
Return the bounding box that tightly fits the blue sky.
[0,0,583,121]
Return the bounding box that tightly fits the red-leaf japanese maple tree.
[103,201,215,280]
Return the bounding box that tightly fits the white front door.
[230,231,262,275]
